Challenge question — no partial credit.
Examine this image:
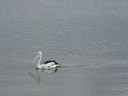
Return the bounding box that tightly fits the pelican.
[32,51,60,69]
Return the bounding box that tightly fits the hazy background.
[0,0,128,96]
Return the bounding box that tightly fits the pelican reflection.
[29,68,58,85]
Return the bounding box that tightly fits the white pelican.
[32,51,60,69]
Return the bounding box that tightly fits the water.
[0,0,128,96]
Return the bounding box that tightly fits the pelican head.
[38,51,42,55]
[32,51,42,64]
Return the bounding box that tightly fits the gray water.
[0,0,128,96]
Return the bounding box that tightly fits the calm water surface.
[0,0,128,96]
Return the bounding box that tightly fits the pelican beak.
[32,54,40,64]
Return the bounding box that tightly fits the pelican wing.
[42,60,57,64]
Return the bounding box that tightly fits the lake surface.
[0,0,128,96]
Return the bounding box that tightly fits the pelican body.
[32,51,60,69]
